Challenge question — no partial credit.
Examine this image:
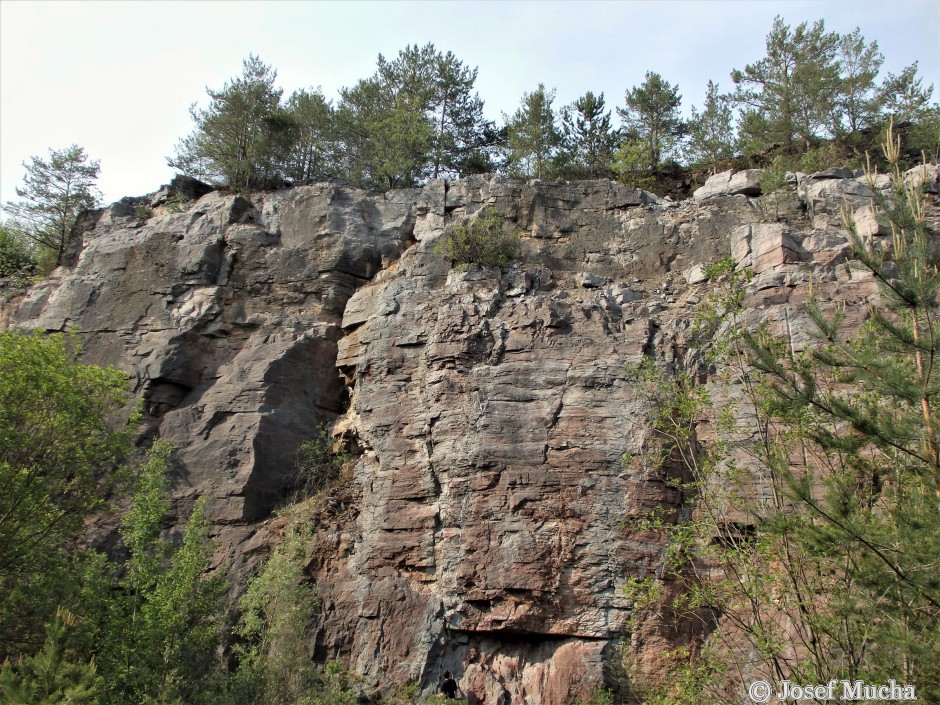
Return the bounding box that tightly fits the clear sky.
[1,0,938,206]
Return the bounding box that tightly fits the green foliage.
[733,17,937,163]
[0,223,37,297]
[759,142,849,194]
[92,442,225,705]
[880,62,935,124]
[0,331,132,651]
[683,81,735,174]
[558,91,618,178]
[612,138,656,190]
[293,424,350,498]
[228,427,360,705]
[0,609,99,705]
[746,124,940,698]
[904,103,940,164]
[2,145,101,266]
[0,329,354,703]
[0,223,35,278]
[160,30,932,195]
[234,525,319,704]
[573,687,614,705]
[0,334,228,702]
[618,71,685,171]
[435,207,519,269]
[833,27,884,135]
[282,88,336,184]
[624,126,940,702]
[732,16,840,151]
[169,55,291,191]
[163,190,190,214]
[336,74,434,190]
[505,84,562,179]
[426,48,496,179]
[336,43,495,188]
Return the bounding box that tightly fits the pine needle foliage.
[622,124,940,703]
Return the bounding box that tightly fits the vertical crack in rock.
[4,167,935,705]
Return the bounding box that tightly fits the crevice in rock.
[143,377,194,418]
[448,628,611,643]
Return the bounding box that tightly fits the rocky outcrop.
[3,169,937,704]
[692,169,763,201]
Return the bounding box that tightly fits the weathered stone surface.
[150,174,215,207]
[806,167,855,180]
[693,169,763,200]
[3,172,936,705]
[800,174,881,220]
[683,264,708,284]
[906,163,940,194]
[733,223,808,273]
[577,271,608,288]
[7,185,416,525]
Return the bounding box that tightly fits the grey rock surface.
[4,172,935,705]
[692,169,763,201]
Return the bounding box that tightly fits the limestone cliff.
[3,167,937,705]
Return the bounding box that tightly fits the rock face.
[692,169,763,200]
[3,170,937,704]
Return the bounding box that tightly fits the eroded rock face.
[4,172,935,705]
[692,169,763,201]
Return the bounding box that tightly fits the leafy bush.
[611,139,657,190]
[0,331,134,650]
[293,424,349,498]
[0,225,35,279]
[435,207,519,269]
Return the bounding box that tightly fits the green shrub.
[293,424,349,498]
[574,687,614,705]
[435,207,519,269]
[611,139,657,190]
[0,225,35,279]
[0,608,99,705]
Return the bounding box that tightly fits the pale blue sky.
[1,0,938,206]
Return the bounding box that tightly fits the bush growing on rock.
[292,423,349,498]
[435,207,519,269]
[622,125,940,704]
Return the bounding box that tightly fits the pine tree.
[505,84,562,179]
[621,126,940,702]
[617,72,684,171]
[0,609,98,705]
[684,81,736,173]
[880,62,935,123]
[2,145,101,266]
[336,44,493,188]
[558,91,617,178]
[281,87,335,184]
[744,122,940,699]
[337,45,436,189]
[428,50,494,178]
[833,27,884,135]
[732,16,840,150]
[169,55,289,191]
